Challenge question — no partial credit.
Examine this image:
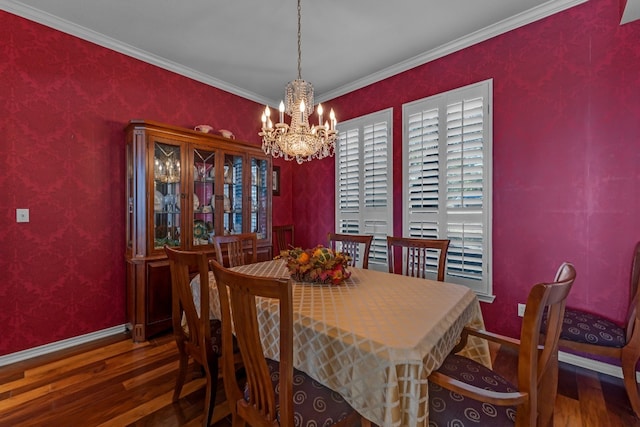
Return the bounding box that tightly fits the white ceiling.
[622,0,640,24]
[4,0,624,107]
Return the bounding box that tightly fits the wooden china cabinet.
[125,120,272,342]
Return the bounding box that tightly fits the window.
[335,109,393,271]
[402,80,493,300]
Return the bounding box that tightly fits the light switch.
[16,208,29,223]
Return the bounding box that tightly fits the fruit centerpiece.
[276,245,352,285]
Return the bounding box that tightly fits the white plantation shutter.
[338,128,360,212]
[446,96,486,282]
[336,109,393,271]
[403,80,493,299]
[363,122,388,208]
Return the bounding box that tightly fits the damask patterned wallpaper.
[292,0,640,339]
[1,0,638,356]
[0,11,293,355]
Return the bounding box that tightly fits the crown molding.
[2,0,587,106]
[0,0,272,106]
[621,0,640,24]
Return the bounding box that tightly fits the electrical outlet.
[16,208,29,223]
[517,303,526,317]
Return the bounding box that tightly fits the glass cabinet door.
[223,153,244,235]
[192,147,216,247]
[153,141,182,250]
[250,156,269,240]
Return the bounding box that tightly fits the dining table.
[191,259,490,427]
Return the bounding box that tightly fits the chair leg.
[202,357,219,427]
[231,412,246,427]
[537,351,558,427]
[173,343,189,402]
[621,348,640,418]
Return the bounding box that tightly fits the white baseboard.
[0,324,128,367]
[559,350,640,382]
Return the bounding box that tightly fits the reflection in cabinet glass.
[223,154,244,235]
[251,156,269,240]
[153,142,181,249]
[193,147,215,248]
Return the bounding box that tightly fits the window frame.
[402,79,494,301]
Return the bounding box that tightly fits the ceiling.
[4,0,633,107]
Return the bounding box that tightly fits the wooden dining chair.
[164,245,222,427]
[556,241,640,418]
[210,261,363,427]
[386,236,450,281]
[273,224,295,255]
[428,262,576,427]
[212,232,257,267]
[327,232,373,269]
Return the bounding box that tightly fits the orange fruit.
[298,252,310,264]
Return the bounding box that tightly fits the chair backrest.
[273,224,295,255]
[386,236,450,281]
[164,246,213,364]
[210,260,294,427]
[327,232,373,269]
[624,242,640,341]
[212,233,257,267]
[518,262,576,425]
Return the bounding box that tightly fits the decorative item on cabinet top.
[219,129,235,139]
[193,124,235,140]
[194,124,214,133]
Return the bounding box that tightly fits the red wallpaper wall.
[0,11,271,355]
[1,0,638,356]
[292,0,640,339]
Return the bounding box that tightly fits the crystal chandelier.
[259,0,337,164]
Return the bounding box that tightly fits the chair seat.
[429,354,517,427]
[210,319,222,355]
[560,308,626,348]
[209,319,241,356]
[244,358,354,427]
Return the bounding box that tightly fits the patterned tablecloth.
[192,260,490,427]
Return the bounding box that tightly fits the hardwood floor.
[0,331,638,426]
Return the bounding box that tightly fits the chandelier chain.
[297,0,302,80]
